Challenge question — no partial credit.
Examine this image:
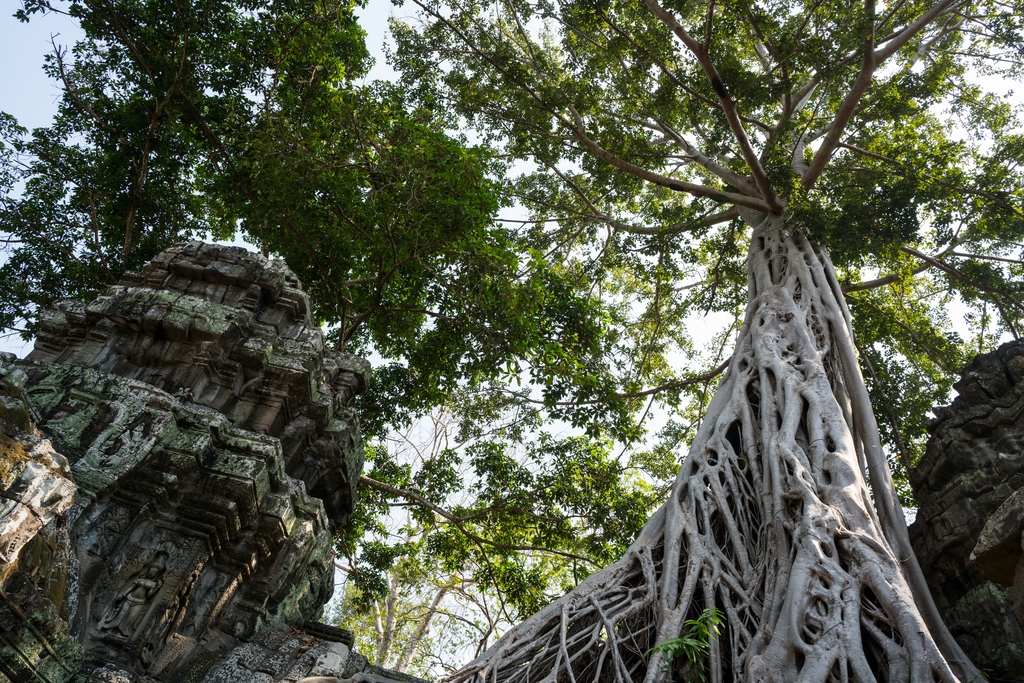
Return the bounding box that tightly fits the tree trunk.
[395,586,448,673]
[446,217,980,683]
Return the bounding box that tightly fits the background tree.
[0,0,537,416]
[334,397,668,675]
[384,0,1024,680]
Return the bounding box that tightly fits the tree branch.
[842,264,930,292]
[874,0,963,63]
[651,118,759,195]
[837,142,1024,216]
[901,245,1024,312]
[358,475,598,566]
[501,359,729,406]
[802,1,876,190]
[950,251,1024,265]
[641,0,780,211]
[568,107,772,213]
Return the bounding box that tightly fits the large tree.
[0,0,523,405]
[387,0,1024,680]
[2,0,641,448]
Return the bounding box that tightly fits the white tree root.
[445,218,981,683]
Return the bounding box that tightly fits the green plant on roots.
[651,607,724,683]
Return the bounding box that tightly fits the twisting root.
[445,218,980,683]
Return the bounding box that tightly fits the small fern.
[650,608,724,682]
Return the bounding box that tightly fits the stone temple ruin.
[909,339,1024,682]
[0,243,415,683]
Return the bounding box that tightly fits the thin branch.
[837,142,1023,216]
[901,245,1024,311]
[842,264,931,293]
[502,359,729,406]
[949,251,1024,265]
[358,475,598,566]
[543,159,740,235]
[802,1,876,190]
[594,9,772,133]
[652,118,759,195]
[616,207,740,236]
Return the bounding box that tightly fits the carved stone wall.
[909,339,1024,682]
[0,243,385,683]
[0,373,80,683]
[29,242,366,529]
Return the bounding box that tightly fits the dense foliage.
[344,0,1023,672]
[389,0,1024,484]
[0,2,669,668]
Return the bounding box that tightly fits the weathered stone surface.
[196,622,351,683]
[0,387,76,576]
[909,338,1024,682]
[29,242,368,529]
[972,488,1024,586]
[0,243,383,683]
[0,372,82,683]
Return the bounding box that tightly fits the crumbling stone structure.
[909,338,1024,682]
[0,243,398,683]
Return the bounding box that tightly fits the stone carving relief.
[98,544,170,639]
[0,243,385,683]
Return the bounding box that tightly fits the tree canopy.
[378,2,1024,680]
[390,0,1024,466]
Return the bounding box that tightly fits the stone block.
[308,641,350,677]
[0,243,371,683]
[910,338,1024,682]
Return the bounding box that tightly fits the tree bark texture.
[446,218,981,683]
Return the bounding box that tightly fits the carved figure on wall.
[99,550,167,638]
[91,505,132,558]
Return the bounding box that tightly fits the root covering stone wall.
[0,243,412,683]
[909,339,1024,682]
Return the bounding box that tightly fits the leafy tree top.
[388,0,1024,470]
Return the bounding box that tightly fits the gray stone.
[28,242,368,529]
[972,488,1024,586]
[0,244,371,683]
[309,641,350,677]
[910,338,1024,682]
[84,664,137,683]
